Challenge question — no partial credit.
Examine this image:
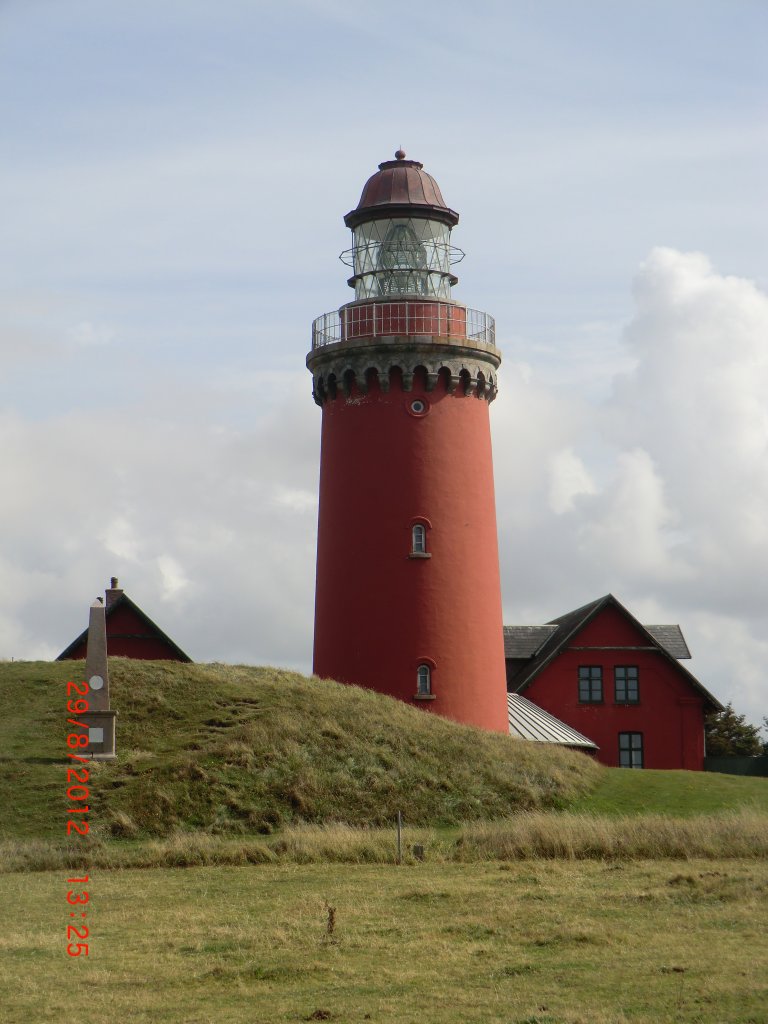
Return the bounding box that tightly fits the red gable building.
[505,595,723,770]
[57,578,191,663]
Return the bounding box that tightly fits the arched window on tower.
[412,523,426,554]
[416,664,431,696]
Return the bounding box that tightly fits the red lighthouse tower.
[307,150,508,733]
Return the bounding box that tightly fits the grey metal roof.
[645,625,691,659]
[503,624,558,658]
[507,692,598,749]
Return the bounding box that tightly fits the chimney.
[105,577,124,609]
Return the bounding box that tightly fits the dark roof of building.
[507,692,598,749]
[56,591,192,662]
[505,594,723,712]
[344,150,459,229]
[644,624,691,659]
[504,621,691,662]
[503,624,558,658]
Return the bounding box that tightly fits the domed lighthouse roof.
[344,150,460,229]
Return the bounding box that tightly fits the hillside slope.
[3,660,599,839]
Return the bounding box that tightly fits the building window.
[411,523,427,554]
[416,664,431,696]
[615,666,639,703]
[578,666,603,703]
[619,732,644,768]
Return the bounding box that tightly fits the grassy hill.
[4,659,767,863]
[2,659,600,840]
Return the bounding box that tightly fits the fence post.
[396,810,402,865]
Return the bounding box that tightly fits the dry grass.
[3,809,767,873]
[455,808,768,861]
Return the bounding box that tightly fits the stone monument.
[80,598,117,759]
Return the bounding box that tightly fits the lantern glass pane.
[351,219,453,299]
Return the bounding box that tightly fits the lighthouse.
[307,150,508,733]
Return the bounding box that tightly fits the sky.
[1,0,767,726]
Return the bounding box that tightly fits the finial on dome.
[395,147,406,160]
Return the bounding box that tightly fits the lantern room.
[341,150,464,300]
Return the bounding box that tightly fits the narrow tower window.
[416,664,431,696]
[412,523,426,554]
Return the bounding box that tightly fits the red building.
[307,150,508,732]
[57,578,191,663]
[505,594,723,769]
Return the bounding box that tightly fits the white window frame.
[416,664,431,696]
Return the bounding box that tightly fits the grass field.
[3,858,767,1024]
[4,659,768,1021]
[573,766,768,816]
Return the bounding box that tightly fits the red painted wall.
[313,371,509,732]
[63,604,186,661]
[342,302,467,340]
[521,607,706,769]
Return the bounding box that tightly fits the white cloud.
[272,485,318,514]
[157,555,189,601]
[68,321,115,347]
[548,447,596,514]
[576,448,690,582]
[100,517,142,562]
[608,248,768,586]
[0,373,318,670]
